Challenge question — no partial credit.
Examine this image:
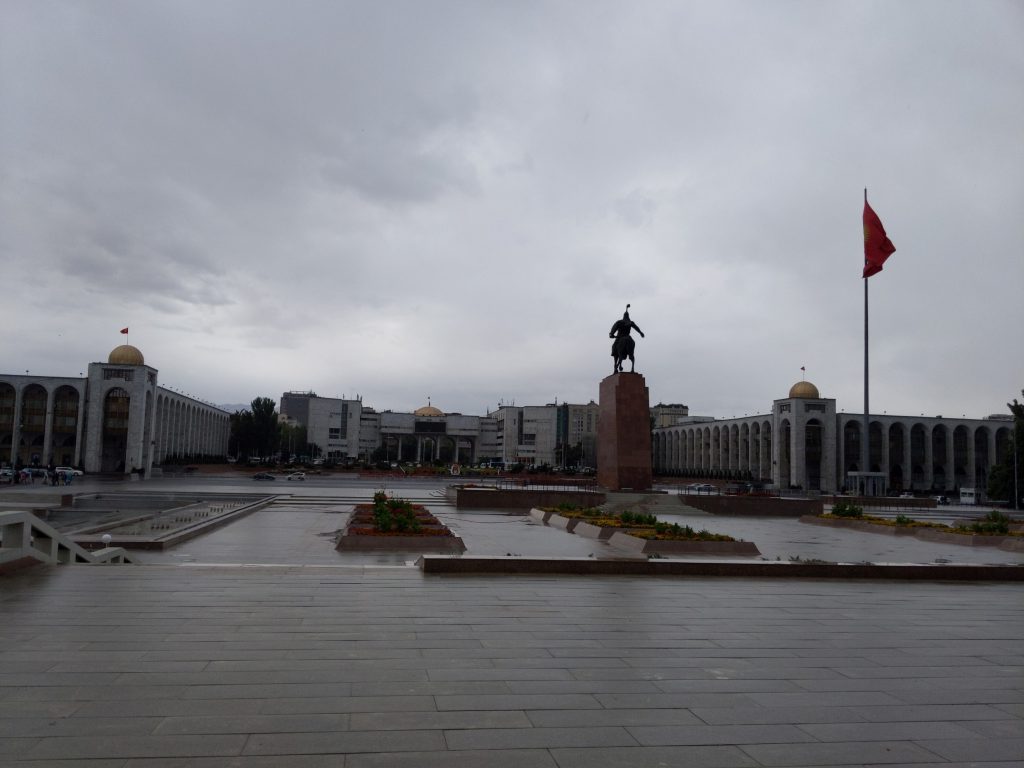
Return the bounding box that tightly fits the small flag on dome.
[120,327,129,334]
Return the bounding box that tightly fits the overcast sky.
[3,0,1022,420]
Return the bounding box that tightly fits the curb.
[419,556,1024,581]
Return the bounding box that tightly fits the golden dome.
[414,405,444,417]
[789,380,820,399]
[108,344,145,366]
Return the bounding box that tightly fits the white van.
[959,488,983,505]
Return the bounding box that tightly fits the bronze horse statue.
[609,304,644,373]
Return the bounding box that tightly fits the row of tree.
[228,397,279,460]
[228,397,318,463]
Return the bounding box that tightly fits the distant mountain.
[218,403,251,413]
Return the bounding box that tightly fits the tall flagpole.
[862,188,870,494]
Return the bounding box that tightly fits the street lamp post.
[1014,425,1020,511]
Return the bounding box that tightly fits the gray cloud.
[1,0,1021,420]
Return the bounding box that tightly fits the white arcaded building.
[652,380,1014,494]
[0,344,230,475]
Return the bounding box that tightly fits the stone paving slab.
[549,744,760,767]
[1,564,1022,767]
[737,739,946,765]
[348,748,559,768]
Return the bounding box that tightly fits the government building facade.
[1,344,230,475]
[652,380,1014,495]
[279,393,611,468]
[280,392,695,469]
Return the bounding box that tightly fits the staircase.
[1,510,137,573]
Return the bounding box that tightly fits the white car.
[55,466,83,476]
[286,472,306,481]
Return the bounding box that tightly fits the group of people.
[12,467,75,486]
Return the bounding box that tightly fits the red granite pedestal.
[597,372,653,491]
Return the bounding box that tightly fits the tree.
[987,389,1023,508]
[229,398,281,462]
[279,422,307,461]
[229,410,256,459]
[566,442,584,467]
[250,397,280,461]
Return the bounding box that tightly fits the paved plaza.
[1,476,1022,766]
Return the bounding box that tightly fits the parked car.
[932,495,949,505]
[55,466,83,476]
[253,472,275,481]
[0,468,13,484]
[286,472,306,481]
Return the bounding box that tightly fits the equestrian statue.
[609,304,644,374]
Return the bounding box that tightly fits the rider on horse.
[609,304,644,373]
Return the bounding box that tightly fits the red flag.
[120,327,129,334]
[863,200,896,278]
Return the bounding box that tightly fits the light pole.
[1014,424,1020,511]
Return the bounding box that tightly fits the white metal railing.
[0,510,136,570]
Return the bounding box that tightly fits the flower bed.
[531,507,760,555]
[802,511,1024,549]
[337,493,466,552]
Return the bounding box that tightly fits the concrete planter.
[341,502,467,552]
[337,533,466,552]
[912,528,1015,548]
[539,510,758,552]
[528,508,554,524]
[608,531,646,553]
[573,520,618,540]
[608,531,760,556]
[686,495,822,517]
[801,515,1021,549]
[640,538,760,556]
[546,513,584,532]
[537,510,623,537]
[801,515,917,536]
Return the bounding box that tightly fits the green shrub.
[620,511,657,526]
[373,507,393,532]
[370,493,423,533]
[959,510,1010,535]
[895,514,912,526]
[545,504,602,518]
[832,501,863,518]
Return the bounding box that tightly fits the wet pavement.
[5,473,1018,567]
[2,474,1022,767]
[2,559,1022,767]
